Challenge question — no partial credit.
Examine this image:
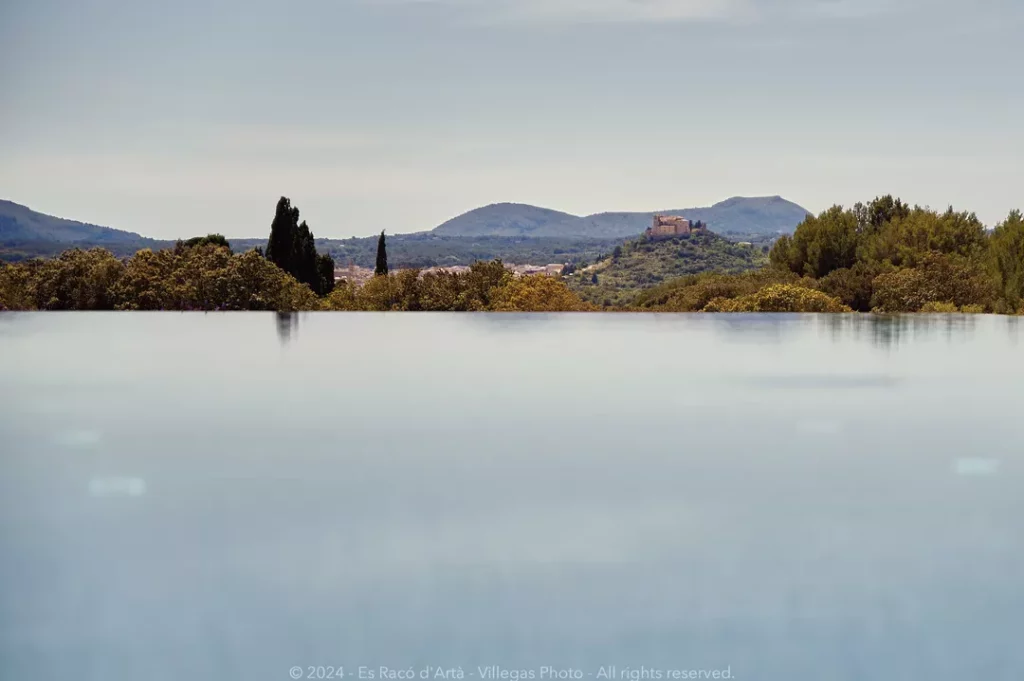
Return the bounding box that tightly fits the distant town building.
[335,264,375,286]
[645,215,707,238]
[335,262,569,285]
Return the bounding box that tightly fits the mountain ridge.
[431,196,810,239]
[0,199,172,259]
[0,199,162,245]
[432,202,580,237]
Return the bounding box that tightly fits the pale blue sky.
[1,0,1021,238]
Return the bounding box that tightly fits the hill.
[431,196,811,239]
[232,234,620,270]
[567,230,769,307]
[432,203,580,237]
[0,200,170,260]
[1,195,806,266]
[0,197,617,267]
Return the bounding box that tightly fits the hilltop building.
[645,215,707,238]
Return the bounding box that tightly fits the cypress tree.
[317,253,336,296]
[266,197,299,275]
[375,231,388,276]
[295,221,317,288]
[265,196,334,295]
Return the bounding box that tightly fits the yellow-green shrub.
[703,284,851,313]
[870,253,995,313]
[490,275,595,312]
[919,301,960,313]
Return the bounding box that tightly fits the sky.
[1,0,1022,239]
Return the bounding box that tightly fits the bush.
[703,284,851,313]
[490,275,595,312]
[870,253,996,313]
[26,248,125,310]
[815,261,889,312]
[0,245,322,311]
[633,268,800,312]
[919,301,959,313]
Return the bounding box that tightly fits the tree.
[294,220,319,291]
[30,248,125,310]
[771,205,859,278]
[263,197,334,296]
[375,231,388,276]
[266,197,300,275]
[990,209,1024,309]
[860,206,988,267]
[317,253,336,296]
[870,252,996,312]
[181,234,231,250]
[853,195,910,234]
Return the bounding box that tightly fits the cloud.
[375,0,748,23]
[372,0,989,24]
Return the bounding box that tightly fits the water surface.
[1,313,1022,680]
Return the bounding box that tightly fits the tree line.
[0,196,593,312]
[0,245,593,312]
[633,197,1024,314]
[2,194,1022,314]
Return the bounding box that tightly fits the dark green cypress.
[295,221,317,288]
[375,231,388,276]
[266,197,299,275]
[265,197,335,295]
[317,253,336,296]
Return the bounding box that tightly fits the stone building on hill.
[645,215,707,238]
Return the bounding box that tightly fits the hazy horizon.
[5,193,809,241]
[2,0,1022,239]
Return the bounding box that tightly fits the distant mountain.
[568,230,769,307]
[431,197,811,239]
[0,199,170,260]
[1,195,808,266]
[432,203,580,237]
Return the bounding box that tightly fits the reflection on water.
[817,312,1005,349]
[1,312,1023,681]
[275,311,299,344]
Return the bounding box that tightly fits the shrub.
[633,269,800,312]
[919,301,959,313]
[325,281,359,310]
[490,275,595,312]
[870,252,996,313]
[703,284,851,313]
[815,261,889,312]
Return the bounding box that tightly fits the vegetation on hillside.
[569,231,768,307]
[2,194,1022,315]
[296,234,621,270]
[2,196,803,265]
[634,197,1024,314]
[325,260,594,312]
